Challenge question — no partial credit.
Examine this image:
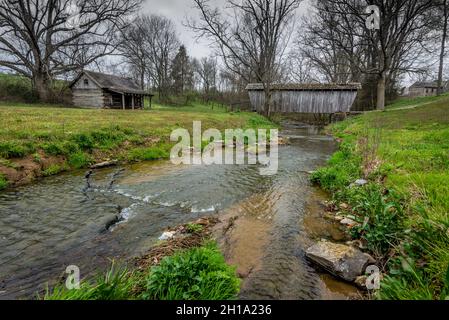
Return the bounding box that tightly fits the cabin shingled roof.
[70,70,152,95]
[245,83,362,91]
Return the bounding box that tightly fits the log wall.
[72,88,106,108]
[248,90,359,114]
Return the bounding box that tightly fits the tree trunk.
[140,70,145,90]
[263,87,272,118]
[33,73,51,102]
[376,74,386,111]
[438,0,448,96]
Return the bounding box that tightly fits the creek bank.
[135,217,220,270]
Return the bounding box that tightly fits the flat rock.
[340,218,357,226]
[354,179,368,186]
[306,242,376,282]
[90,160,119,169]
[158,231,176,241]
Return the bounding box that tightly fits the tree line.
[0,0,447,111]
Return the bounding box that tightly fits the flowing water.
[0,123,358,300]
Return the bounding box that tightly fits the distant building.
[407,81,449,97]
[69,70,153,109]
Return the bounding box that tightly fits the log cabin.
[69,70,153,109]
[246,83,362,114]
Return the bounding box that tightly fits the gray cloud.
[142,0,310,59]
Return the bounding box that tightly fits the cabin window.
[84,79,89,86]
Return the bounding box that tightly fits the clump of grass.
[311,142,361,192]
[43,241,240,301]
[0,141,34,158]
[0,158,17,168]
[68,151,92,169]
[0,174,7,190]
[186,223,204,234]
[42,164,65,177]
[128,144,171,161]
[141,242,240,300]
[44,264,137,300]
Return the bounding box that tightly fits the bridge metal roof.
[245,83,362,91]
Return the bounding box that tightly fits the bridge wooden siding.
[246,83,362,114]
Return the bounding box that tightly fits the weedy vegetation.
[43,242,240,301]
[311,94,449,300]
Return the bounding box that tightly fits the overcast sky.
[141,0,310,59]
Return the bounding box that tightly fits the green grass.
[142,242,240,300]
[386,93,449,110]
[312,94,449,300]
[44,242,240,301]
[0,174,7,190]
[42,164,66,176]
[0,101,276,183]
[44,263,136,300]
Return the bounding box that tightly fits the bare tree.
[188,0,302,117]
[143,15,180,101]
[300,0,435,110]
[437,0,449,95]
[193,56,217,96]
[0,0,141,101]
[117,17,148,89]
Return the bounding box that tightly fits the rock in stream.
[306,241,376,282]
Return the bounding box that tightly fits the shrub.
[186,223,204,234]
[141,242,240,300]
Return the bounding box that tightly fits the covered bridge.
[69,70,153,109]
[246,83,362,114]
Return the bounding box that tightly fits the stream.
[0,123,359,300]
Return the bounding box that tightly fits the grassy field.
[0,102,275,189]
[312,94,449,300]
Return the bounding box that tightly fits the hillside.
[312,93,449,299]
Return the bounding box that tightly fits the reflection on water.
[0,122,355,300]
